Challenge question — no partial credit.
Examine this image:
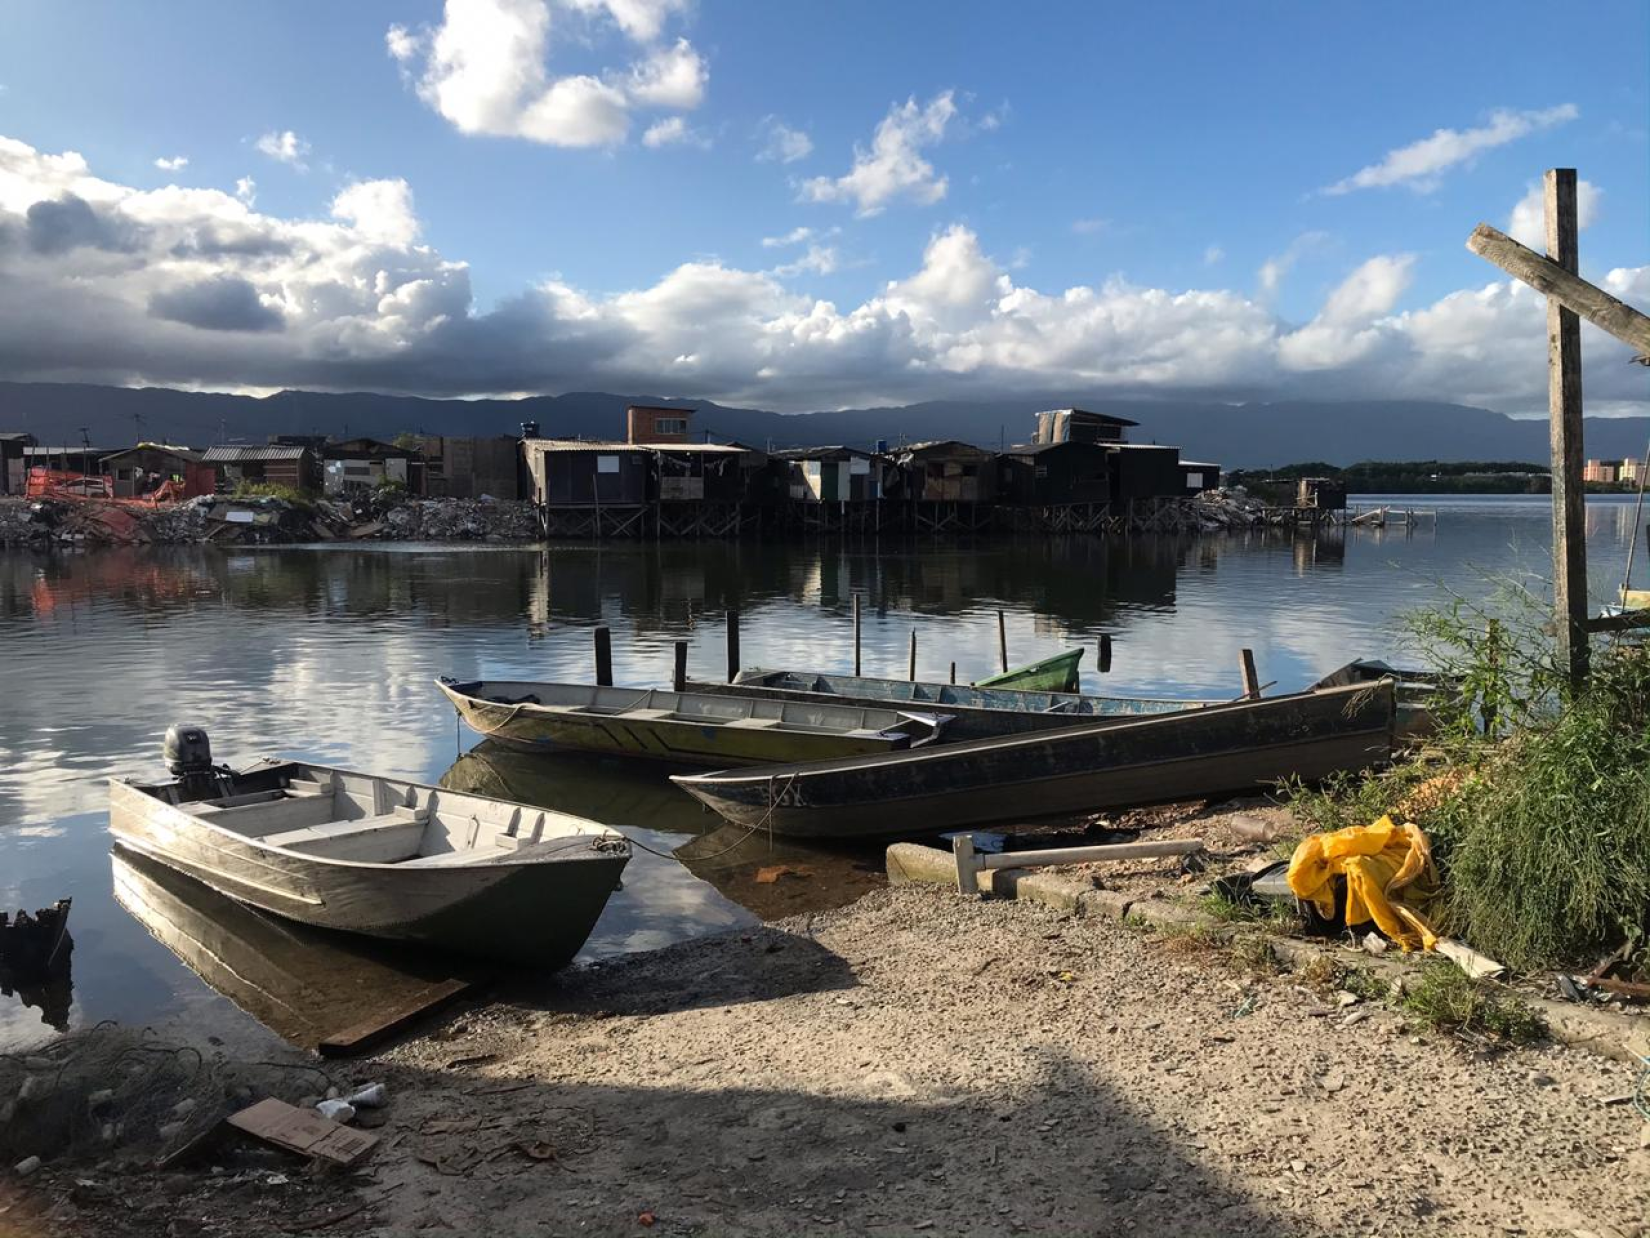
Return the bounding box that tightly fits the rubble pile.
[357,498,539,542]
[0,495,541,548]
[1192,487,1268,530]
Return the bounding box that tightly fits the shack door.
[820,461,841,503]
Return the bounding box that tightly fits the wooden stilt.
[1099,633,1113,674]
[726,611,741,683]
[997,610,1008,673]
[593,626,613,687]
[1545,169,1590,690]
[909,628,917,682]
[672,640,687,693]
[853,594,862,677]
[1239,648,1261,700]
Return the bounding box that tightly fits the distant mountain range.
[3,381,1648,470]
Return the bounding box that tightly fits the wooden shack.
[998,441,1112,506]
[523,440,650,506]
[201,444,320,494]
[407,436,523,499]
[652,443,765,503]
[1106,443,1185,501]
[320,438,418,494]
[104,444,215,499]
[0,433,33,495]
[775,447,882,503]
[1181,461,1222,494]
[1032,408,1138,445]
[895,440,998,503]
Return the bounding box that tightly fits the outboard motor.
[164,725,230,800]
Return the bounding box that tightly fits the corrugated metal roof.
[649,442,751,454]
[771,445,874,460]
[105,444,205,463]
[1034,407,1140,427]
[521,439,649,454]
[202,445,310,462]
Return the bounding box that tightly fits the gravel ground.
[16,884,1647,1237]
[364,885,1645,1237]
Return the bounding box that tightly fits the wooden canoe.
[974,649,1084,691]
[1310,658,1455,738]
[436,678,949,767]
[108,758,629,966]
[670,680,1396,840]
[690,669,1218,742]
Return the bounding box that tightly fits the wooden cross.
[1467,168,1650,688]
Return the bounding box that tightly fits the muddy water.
[1,496,1643,1049]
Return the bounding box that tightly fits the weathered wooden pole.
[1545,169,1589,690]
[853,593,862,676]
[997,610,1009,673]
[949,660,957,684]
[1099,633,1113,674]
[593,625,613,687]
[672,640,688,693]
[1239,648,1261,700]
[726,611,740,683]
[909,628,918,681]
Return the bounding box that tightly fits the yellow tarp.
[1286,815,1441,951]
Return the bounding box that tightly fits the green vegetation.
[1293,583,1650,976]
[1399,960,1546,1043]
[1227,460,1551,498]
[231,480,313,509]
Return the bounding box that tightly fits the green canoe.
[974,648,1084,692]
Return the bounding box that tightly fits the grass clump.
[1399,960,1545,1044]
[1285,582,1650,974]
[231,480,313,509]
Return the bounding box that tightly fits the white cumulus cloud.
[802,92,956,216]
[390,0,704,150]
[254,129,310,168]
[640,116,709,149]
[1507,178,1602,247]
[1324,104,1579,195]
[0,134,1645,419]
[153,155,189,172]
[755,117,812,164]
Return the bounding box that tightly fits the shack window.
[1186,472,1203,489]
[1035,465,1049,479]
[961,464,979,478]
[848,457,870,475]
[596,455,620,474]
[655,418,688,435]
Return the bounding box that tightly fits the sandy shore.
[11,882,1649,1237]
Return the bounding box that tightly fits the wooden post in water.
[853,593,862,676]
[1545,169,1589,690]
[997,610,1009,673]
[672,640,688,693]
[1099,633,1113,674]
[593,626,613,687]
[909,628,917,681]
[1239,648,1261,700]
[726,611,740,683]
[949,660,957,684]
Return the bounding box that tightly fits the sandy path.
[357,885,1647,1237]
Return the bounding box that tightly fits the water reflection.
[1,496,1643,1048]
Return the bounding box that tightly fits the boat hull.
[975,649,1084,692]
[672,681,1396,840]
[107,775,626,967]
[438,679,938,767]
[694,670,1215,742]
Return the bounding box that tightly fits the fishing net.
[0,1023,342,1167]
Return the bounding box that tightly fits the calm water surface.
[2,494,1644,1049]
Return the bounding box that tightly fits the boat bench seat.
[397,843,514,868]
[265,814,427,862]
[722,717,781,729]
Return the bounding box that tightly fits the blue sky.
[0,0,1645,413]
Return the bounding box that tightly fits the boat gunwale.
[435,676,946,736]
[725,667,1223,710]
[670,680,1397,789]
[108,760,629,875]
